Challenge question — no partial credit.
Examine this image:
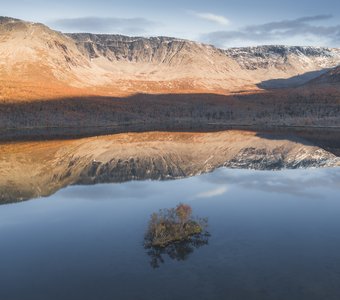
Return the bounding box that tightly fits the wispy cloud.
[195,186,228,198]
[50,16,157,35]
[191,12,230,26]
[201,15,340,47]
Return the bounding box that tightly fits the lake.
[1,167,340,300]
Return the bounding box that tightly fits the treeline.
[1,89,340,133]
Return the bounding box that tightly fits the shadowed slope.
[1,89,340,142]
[307,65,340,86]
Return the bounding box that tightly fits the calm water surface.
[1,168,340,300]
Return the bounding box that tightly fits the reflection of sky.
[1,167,340,299]
[198,167,340,198]
[60,167,340,204]
[195,186,228,199]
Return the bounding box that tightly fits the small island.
[145,204,208,248]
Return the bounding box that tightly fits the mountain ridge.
[1,16,340,101]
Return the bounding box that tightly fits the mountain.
[1,16,340,101]
[0,17,90,79]
[226,46,340,88]
[307,65,340,86]
[224,45,340,71]
[0,16,96,100]
[1,16,340,140]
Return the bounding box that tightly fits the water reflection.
[199,167,340,198]
[145,232,210,269]
[1,167,340,299]
[1,131,339,204]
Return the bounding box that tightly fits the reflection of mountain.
[0,130,339,204]
[145,233,210,269]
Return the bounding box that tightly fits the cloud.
[201,15,340,47]
[195,186,228,198]
[50,16,157,35]
[191,12,230,26]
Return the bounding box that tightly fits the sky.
[1,0,340,48]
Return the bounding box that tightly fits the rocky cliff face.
[68,33,340,87]
[67,33,204,64]
[66,32,242,88]
[224,46,340,70]
[69,33,340,71]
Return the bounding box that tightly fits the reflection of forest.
[145,232,210,269]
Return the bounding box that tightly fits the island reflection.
[145,232,210,269]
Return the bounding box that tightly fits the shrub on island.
[145,203,208,248]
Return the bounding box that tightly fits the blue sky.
[2,0,340,48]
